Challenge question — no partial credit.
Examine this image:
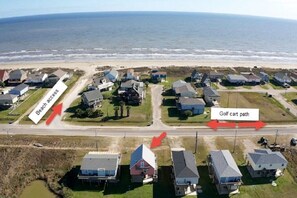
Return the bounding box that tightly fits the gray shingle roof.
[12,83,29,92]
[178,97,205,105]
[50,69,67,78]
[82,90,103,102]
[172,80,187,89]
[172,150,199,178]
[248,149,288,165]
[9,69,26,80]
[93,76,111,86]
[121,80,138,88]
[81,152,120,171]
[0,94,18,100]
[201,73,210,83]
[274,72,291,81]
[227,74,247,81]
[203,86,220,97]
[175,83,196,94]
[210,150,242,178]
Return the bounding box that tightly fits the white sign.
[29,80,67,124]
[211,107,259,121]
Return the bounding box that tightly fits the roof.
[172,150,199,178]
[210,150,242,178]
[203,86,220,97]
[0,70,8,81]
[248,149,288,165]
[152,71,167,75]
[0,93,18,100]
[191,69,202,79]
[93,76,111,85]
[9,69,26,79]
[81,152,120,171]
[241,73,261,81]
[50,69,67,78]
[201,73,210,83]
[274,72,291,81]
[227,74,247,81]
[130,144,156,169]
[172,80,187,89]
[105,68,118,78]
[82,90,103,101]
[175,84,196,94]
[121,80,138,88]
[178,97,205,105]
[11,83,29,92]
[27,72,47,80]
[209,71,224,77]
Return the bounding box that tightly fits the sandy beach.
[0,59,297,71]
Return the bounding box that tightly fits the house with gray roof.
[171,149,199,196]
[246,149,288,178]
[78,152,121,182]
[9,83,29,96]
[200,73,210,87]
[241,72,261,84]
[177,97,205,115]
[104,68,119,82]
[175,83,196,98]
[172,80,187,91]
[191,69,203,82]
[203,86,220,106]
[226,74,247,85]
[0,94,18,106]
[119,80,144,105]
[82,90,103,108]
[92,76,114,91]
[26,72,48,84]
[8,69,27,84]
[209,71,224,82]
[274,72,292,85]
[208,150,242,195]
[259,72,270,83]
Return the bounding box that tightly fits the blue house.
[104,69,119,82]
[176,97,205,115]
[9,83,29,96]
[259,72,269,83]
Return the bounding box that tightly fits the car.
[282,83,290,88]
[33,143,43,147]
[290,138,297,146]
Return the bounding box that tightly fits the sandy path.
[204,136,218,151]
[242,139,259,157]
[108,137,121,152]
[168,136,183,148]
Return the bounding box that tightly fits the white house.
[26,72,48,84]
[92,77,114,91]
[9,84,29,96]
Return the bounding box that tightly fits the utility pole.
[233,130,238,153]
[194,131,198,154]
[95,129,98,152]
[274,129,279,145]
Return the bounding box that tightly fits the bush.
[102,91,113,99]
[183,110,193,117]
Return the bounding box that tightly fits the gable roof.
[0,93,18,100]
[49,69,67,78]
[121,80,138,88]
[248,149,288,165]
[227,74,247,81]
[82,90,103,102]
[93,76,111,85]
[178,97,205,106]
[274,72,291,81]
[11,83,29,92]
[130,144,156,169]
[81,152,120,171]
[175,83,196,94]
[201,73,210,83]
[27,72,47,80]
[191,69,202,79]
[209,71,224,77]
[172,150,199,178]
[203,86,220,97]
[210,150,242,178]
[105,69,118,78]
[172,80,187,89]
[241,73,261,81]
[0,70,8,81]
[9,69,26,79]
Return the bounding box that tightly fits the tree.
[157,77,161,83]
[119,101,125,118]
[86,108,94,117]
[126,106,131,117]
[183,110,193,118]
[114,106,119,119]
[145,81,149,88]
[0,81,5,88]
[75,108,84,118]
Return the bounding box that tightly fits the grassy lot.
[219,92,297,123]
[282,92,297,106]
[161,76,186,89]
[64,88,152,126]
[161,96,211,126]
[20,180,55,198]
[182,137,209,165]
[0,88,48,124]
[211,83,219,90]
[269,79,285,90]
[260,84,270,90]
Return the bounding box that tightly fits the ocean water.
[1,12,297,63]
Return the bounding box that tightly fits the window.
[259,165,261,168]
[282,164,284,166]
[140,161,145,168]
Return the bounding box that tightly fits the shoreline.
[0,59,297,70]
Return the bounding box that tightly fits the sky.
[0,0,297,20]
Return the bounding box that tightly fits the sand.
[0,59,297,72]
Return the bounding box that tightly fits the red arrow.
[207,120,236,130]
[150,132,167,149]
[237,121,266,130]
[46,103,63,125]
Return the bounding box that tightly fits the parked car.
[33,143,43,147]
[283,83,290,88]
[290,138,297,146]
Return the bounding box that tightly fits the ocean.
[1,12,297,63]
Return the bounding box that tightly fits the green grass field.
[282,92,297,106]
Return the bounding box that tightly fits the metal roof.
[0,93,18,100]
[172,150,199,178]
[130,144,156,169]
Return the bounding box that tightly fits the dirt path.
[168,136,183,148]
[108,137,121,152]
[203,136,218,151]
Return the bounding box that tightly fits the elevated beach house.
[92,76,114,91]
[9,83,29,96]
[200,73,211,87]
[0,70,9,83]
[175,83,196,98]
[151,71,167,82]
[118,80,144,105]
[47,69,69,85]
[130,144,158,183]
[246,149,288,178]
[26,72,48,84]
[171,149,200,196]
[176,97,205,115]
[209,71,224,82]
[78,152,121,182]
[226,74,247,85]
[241,72,261,84]
[0,94,18,107]
[82,90,103,108]
[172,80,187,92]
[191,69,203,82]
[259,71,270,83]
[104,68,119,82]
[8,69,27,84]
[123,68,139,81]
[273,72,292,86]
[203,86,220,106]
[208,150,242,195]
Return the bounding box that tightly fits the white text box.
[211,107,259,121]
[29,80,67,124]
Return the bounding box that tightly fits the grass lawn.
[269,79,285,90]
[219,92,297,123]
[161,96,211,126]
[282,92,297,106]
[260,84,270,90]
[182,137,209,165]
[210,83,219,90]
[160,76,187,89]
[242,85,253,90]
[0,88,48,124]
[64,88,152,126]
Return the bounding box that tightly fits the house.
[46,69,69,85]
[241,72,261,84]
[259,72,270,83]
[82,90,103,108]
[8,69,27,84]
[209,71,224,82]
[0,94,18,106]
[0,70,9,83]
[203,86,220,106]
[92,76,114,91]
[123,68,139,81]
[104,68,119,82]
[26,72,48,84]
[226,74,247,85]
[208,150,242,195]
[119,80,144,105]
[130,144,157,183]
[191,69,203,82]
[171,149,200,196]
[78,152,121,182]
[246,149,288,178]
[9,83,29,96]
[151,71,167,82]
[289,71,297,85]
[274,72,292,85]
[200,73,210,87]
[175,84,197,98]
[176,97,205,115]
[172,80,187,91]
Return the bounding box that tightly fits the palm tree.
[119,101,125,118]
[114,106,119,119]
[126,106,131,117]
